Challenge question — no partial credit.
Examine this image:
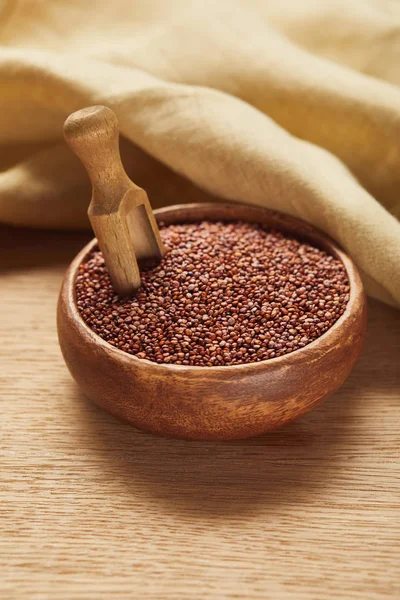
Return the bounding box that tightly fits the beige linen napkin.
[0,0,399,306]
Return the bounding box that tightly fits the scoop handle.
[63,105,130,202]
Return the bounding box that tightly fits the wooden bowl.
[57,203,367,440]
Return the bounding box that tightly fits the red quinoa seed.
[75,221,350,367]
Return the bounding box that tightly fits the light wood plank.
[1,225,399,600]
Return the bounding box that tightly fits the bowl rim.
[62,202,364,373]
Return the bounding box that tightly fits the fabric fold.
[0,0,399,306]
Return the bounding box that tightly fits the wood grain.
[64,106,165,295]
[1,224,399,599]
[58,202,367,440]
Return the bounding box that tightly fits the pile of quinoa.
[76,220,350,367]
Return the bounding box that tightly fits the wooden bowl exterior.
[57,203,367,440]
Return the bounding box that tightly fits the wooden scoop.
[63,105,165,295]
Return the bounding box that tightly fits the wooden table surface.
[1,224,399,600]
